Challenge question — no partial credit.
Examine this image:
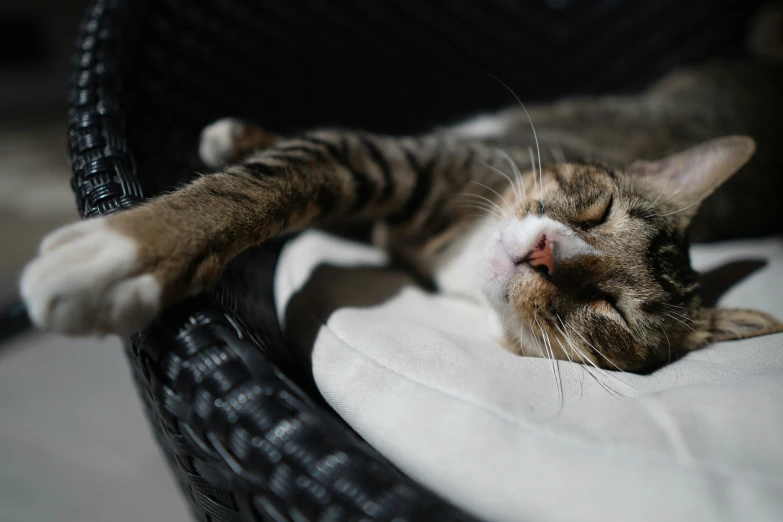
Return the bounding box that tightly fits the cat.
[19,58,783,374]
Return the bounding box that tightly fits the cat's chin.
[480,237,516,307]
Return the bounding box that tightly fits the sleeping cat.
[20,60,783,374]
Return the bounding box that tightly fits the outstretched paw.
[199,118,277,168]
[20,218,162,336]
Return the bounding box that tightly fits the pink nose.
[521,236,555,276]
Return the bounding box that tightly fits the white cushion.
[275,231,783,522]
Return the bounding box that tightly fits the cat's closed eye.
[587,296,627,326]
[578,194,613,229]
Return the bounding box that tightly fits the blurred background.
[0,1,188,520]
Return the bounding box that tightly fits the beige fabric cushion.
[275,231,783,522]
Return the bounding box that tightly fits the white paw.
[199,118,242,168]
[20,219,162,336]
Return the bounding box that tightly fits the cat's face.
[481,136,783,373]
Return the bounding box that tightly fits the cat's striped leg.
[21,165,333,336]
[21,129,508,336]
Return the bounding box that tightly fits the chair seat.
[66,0,762,519]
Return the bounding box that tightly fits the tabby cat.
[20,59,783,374]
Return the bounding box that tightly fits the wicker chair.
[67,0,760,520]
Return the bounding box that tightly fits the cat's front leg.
[20,171,291,336]
[21,126,509,336]
[21,214,165,335]
[20,128,400,336]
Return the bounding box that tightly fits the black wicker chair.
[67,1,762,520]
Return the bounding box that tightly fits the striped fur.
[21,59,783,372]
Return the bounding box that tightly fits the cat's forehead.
[553,162,614,180]
[546,163,615,192]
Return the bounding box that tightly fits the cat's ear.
[631,136,756,219]
[697,307,783,344]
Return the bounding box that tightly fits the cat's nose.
[519,235,555,276]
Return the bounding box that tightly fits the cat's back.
[483,58,783,241]
[646,59,783,144]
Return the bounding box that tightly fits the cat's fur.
[20,56,783,374]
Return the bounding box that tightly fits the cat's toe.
[20,218,162,336]
[39,219,102,254]
[199,118,243,168]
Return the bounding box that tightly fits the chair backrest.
[114,0,762,196]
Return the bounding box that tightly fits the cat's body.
[20,57,783,374]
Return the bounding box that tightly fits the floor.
[0,120,190,522]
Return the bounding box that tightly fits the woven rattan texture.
[128,299,477,522]
[68,2,479,521]
[66,0,761,520]
[68,1,142,218]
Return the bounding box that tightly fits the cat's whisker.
[529,330,546,360]
[483,160,522,206]
[656,139,739,218]
[498,150,526,200]
[544,333,565,411]
[550,327,586,378]
[661,306,695,323]
[511,155,528,204]
[646,165,675,212]
[530,333,571,414]
[526,317,547,360]
[488,74,543,209]
[657,322,673,365]
[555,333,622,399]
[461,213,509,222]
[448,201,505,220]
[645,166,722,217]
[561,317,624,372]
[495,149,528,205]
[665,312,697,334]
[554,317,626,397]
[561,319,641,393]
[499,311,518,337]
[528,146,538,195]
[452,201,504,219]
[554,335,575,365]
[651,190,714,218]
[535,316,564,411]
[552,335,600,399]
[555,317,600,369]
[452,192,507,218]
[468,180,513,215]
[661,302,687,311]
[643,173,697,217]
